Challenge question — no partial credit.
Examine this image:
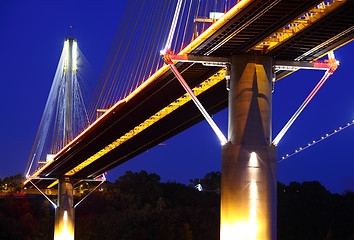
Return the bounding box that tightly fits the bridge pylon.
[64,37,76,143]
[54,37,76,240]
[221,54,277,240]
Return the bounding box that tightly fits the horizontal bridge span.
[26,62,226,188]
[25,0,354,189]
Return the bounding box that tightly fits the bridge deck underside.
[192,0,354,59]
[26,0,354,189]
[192,0,322,56]
[31,63,225,187]
[268,0,354,61]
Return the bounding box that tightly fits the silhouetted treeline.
[277,181,354,240]
[0,174,23,193]
[76,171,219,240]
[0,171,353,239]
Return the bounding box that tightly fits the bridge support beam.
[64,37,74,144]
[54,176,75,240]
[221,54,277,240]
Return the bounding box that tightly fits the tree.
[189,171,220,191]
[0,174,23,193]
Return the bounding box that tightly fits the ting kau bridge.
[23,0,354,239]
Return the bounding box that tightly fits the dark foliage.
[75,171,219,240]
[0,172,353,239]
[277,181,354,240]
[0,173,23,193]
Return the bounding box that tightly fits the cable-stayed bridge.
[22,0,354,239]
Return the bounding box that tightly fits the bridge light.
[249,152,258,167]
[73,40,77,72]
[220,178,259,240]
[63,40,69,73]
[195,183,203,192]
[54,211,74,240]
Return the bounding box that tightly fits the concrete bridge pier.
[221,54,277,240]
[53,36,76,240]
[54,176,75,240]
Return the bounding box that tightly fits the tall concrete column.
[64,38,74,144]
[54,176,75,240]
[221,54,277,240]
[53,37,76,240]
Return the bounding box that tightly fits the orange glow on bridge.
[54,211,74,240]
[24,0,252,181]
[221,154,260,240]
[65,69,227,176]
[25,0,353,189]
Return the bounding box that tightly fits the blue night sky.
[0,0,353,194]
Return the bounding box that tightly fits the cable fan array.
[25,0,240,177]
[87,0,241,123]
[25,39,97,177]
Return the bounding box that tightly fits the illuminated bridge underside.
[26,0,354,188]
[30,63,226,187]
